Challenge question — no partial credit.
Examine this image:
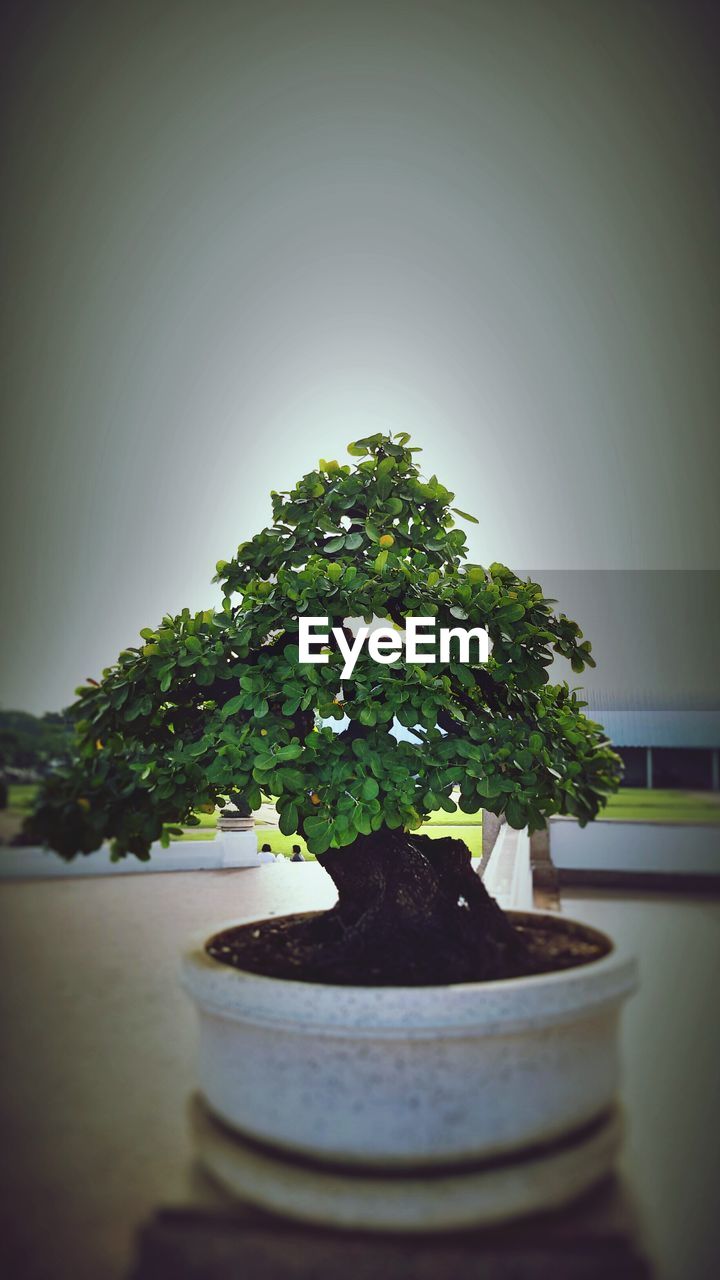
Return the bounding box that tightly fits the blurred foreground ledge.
[129,1177,651,1280]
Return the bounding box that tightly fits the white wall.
[550,819,720,876]
[0,830,272,879]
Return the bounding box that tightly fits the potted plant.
[27,433,636,1229]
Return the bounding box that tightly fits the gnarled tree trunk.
[208,828,534,985]
[314,828,530,984]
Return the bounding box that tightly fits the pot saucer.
[190,1094,623,1233]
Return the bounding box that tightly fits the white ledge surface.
[0,831,274,879]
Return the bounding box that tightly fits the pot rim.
[181,909,638,1038]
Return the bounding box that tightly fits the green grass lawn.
[249,811,484,860]
[420,823,483,858]
[7,784,37,812]
[242,808,481,860]
[5,784,718,856]
[165,792,484,859]
[186,809,221,829]
[180,788,720,833]
[599,789,720,825]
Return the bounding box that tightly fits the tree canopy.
[27,432,621,860]
[0,710,72,773]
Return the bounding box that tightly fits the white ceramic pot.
[181,910,637,1169]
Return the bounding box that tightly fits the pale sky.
[1,2,718,712]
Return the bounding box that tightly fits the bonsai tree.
[27,433,621,983]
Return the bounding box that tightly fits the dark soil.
[207,910,607,986]
[206,829,608,986]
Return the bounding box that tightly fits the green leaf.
[451,507,479,523]
[344,532,363,550]
[383,497,403,515]
[382,802,403,828]
[477,777,503,799]
[325,536,346,553]
[278,767,305,790]
[452,664,476,688]
[497,602,525,623]
[304,814,331,840]
[302,814,330,855]
[374,549,388,573]
[221,695,245,719]
[279,803,298,836]
[246,784,262,810]
[306,825,332,855]
[353,808,372,835]
[459,794,482,814]
[506,799,526,829]
[361,777,379,801]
